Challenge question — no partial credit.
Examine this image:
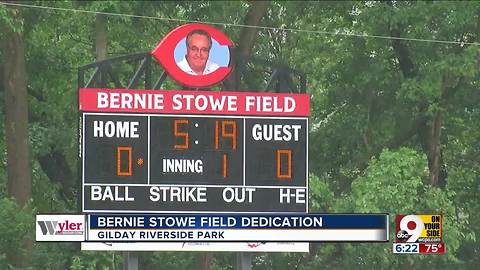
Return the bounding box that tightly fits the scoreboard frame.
[80,88,309,214]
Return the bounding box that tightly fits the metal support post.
[234,252,252,270]
[123,251,138,270]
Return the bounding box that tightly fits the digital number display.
[80,89,309,213]
[393,243,446,254]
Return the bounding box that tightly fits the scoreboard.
[80,88,309,213]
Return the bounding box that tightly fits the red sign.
[419,243,445,254]
[152,23,233,88]
[79,88,310,117]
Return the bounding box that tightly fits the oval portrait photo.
[152,23,233,88]
[175,29,230,76]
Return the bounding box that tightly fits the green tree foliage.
[0,1,479,269]
[0,198,34,269]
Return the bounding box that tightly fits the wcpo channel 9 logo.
[396,214,442,243]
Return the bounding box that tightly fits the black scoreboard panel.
[149,117,244,185]
[245,118,307,186]
[82,113,308,213]
[84,115,149,184]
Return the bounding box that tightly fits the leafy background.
[0,1,479,269]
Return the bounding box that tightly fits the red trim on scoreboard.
[151,23,233,88]
[79,88,310,116]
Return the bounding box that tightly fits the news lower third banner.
[87,214,388,242]
[36,214,388,242]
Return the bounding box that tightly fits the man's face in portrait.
[186,33,211,74]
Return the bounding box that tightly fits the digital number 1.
[215,120,237,179]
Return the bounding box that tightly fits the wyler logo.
[36,215,86,242]
[395,214,442,243]
[37,220,82,235]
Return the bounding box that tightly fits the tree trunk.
[196,252,213,270]
[224,1,270,90]
[3,7,32,210]
[389,13,446,188]
[2,6,32,268]
[427,74,456,187]
[238,1,270,58]
[95,14,107,61]
[428,111,442,186]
